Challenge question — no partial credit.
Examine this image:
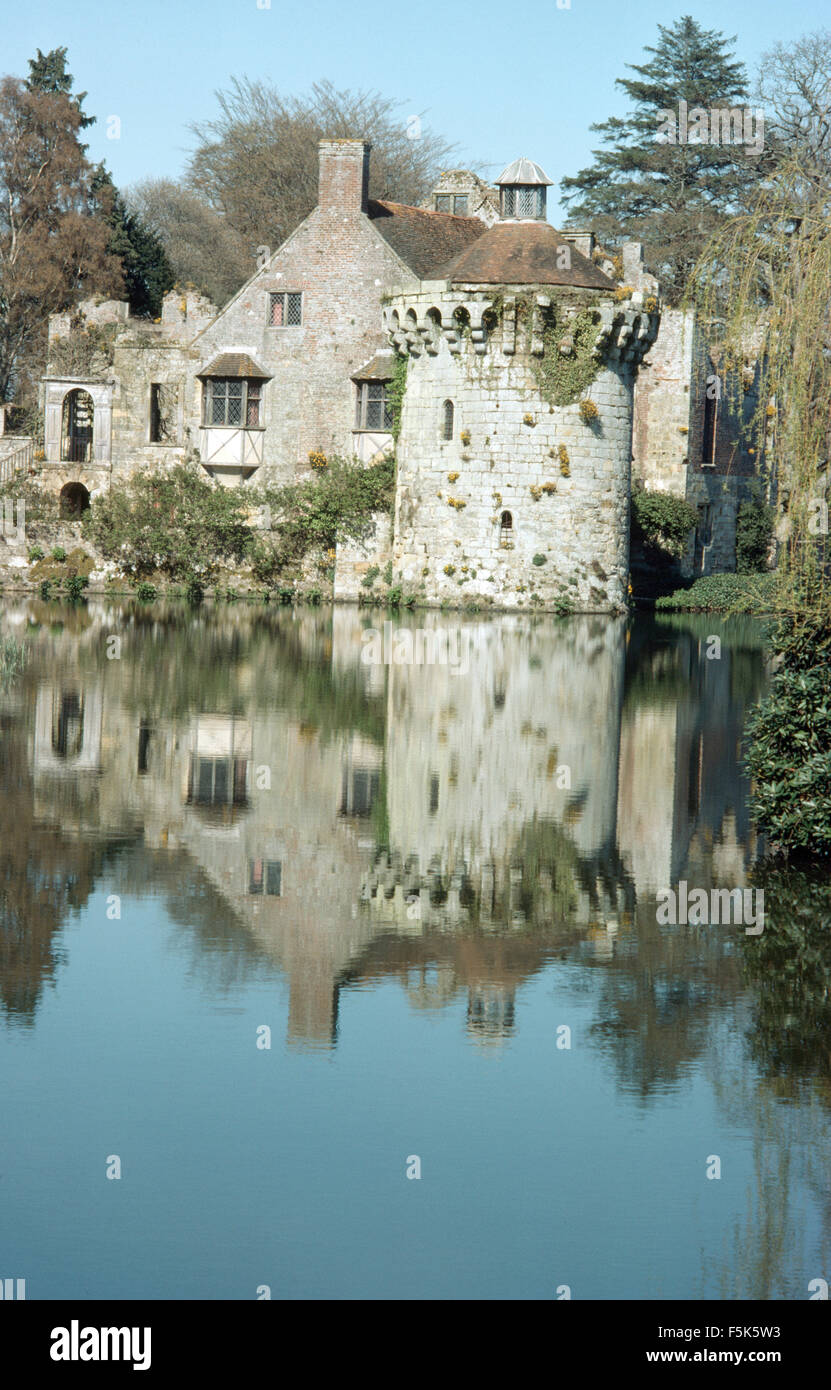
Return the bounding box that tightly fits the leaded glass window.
[268,292,302,326]
[204,378,262,428]
[355,380,393,431]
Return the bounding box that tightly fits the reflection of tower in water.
[466,984,516,1045]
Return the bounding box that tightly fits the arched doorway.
[59,482,90,518]
[60,389,94,463]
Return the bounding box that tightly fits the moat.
[1,601,829,1299]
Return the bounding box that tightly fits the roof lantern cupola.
[496,157,553,222]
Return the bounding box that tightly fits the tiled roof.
[351,352,397,381]
[437,221,617,290]
[196,353,271,379]
[368,199,486,279]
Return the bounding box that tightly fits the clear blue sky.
[4,0,828,219]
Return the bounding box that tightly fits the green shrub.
[655,572,777,612]
[631,487,698,560]
[361,565,380,588]
[64,574,88,602]
[744,613,831,856]
[135,581,158,603]
[28,545,44,562]
[0,475,60,526]
[84,463,251,581]
[51,546,67,562]
[250,456,395,577]
[185,576,204,605]
[532,553,547,566]
[736,497,775,573]
[39,580,52,600]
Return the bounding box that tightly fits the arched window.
[500,510,513,543]
[60,389,94,463]
[442,400,454,441]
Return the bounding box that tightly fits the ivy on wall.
[484,293,604,408]
[387,353,408,442]
[531,307,603,408]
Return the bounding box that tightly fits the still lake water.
[1,599,829,1301]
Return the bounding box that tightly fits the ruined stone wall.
[632,308,703,495]
[110,336,198,475]
[387,288,657,611]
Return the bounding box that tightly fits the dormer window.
[435,194,469,215]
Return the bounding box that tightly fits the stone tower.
[385,158,660,611]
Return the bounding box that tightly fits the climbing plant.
[386,352,408,442]
[532,306,603,408]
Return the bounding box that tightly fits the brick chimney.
[318,139,371,216]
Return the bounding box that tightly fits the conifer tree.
[561,16,771,302]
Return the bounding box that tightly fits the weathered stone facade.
[385,284,657,610]
[632,305,768,575]
[24,137,769,601]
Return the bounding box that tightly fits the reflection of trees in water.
[624,614,769,712]
[701,866,831,1299]
[741,865,831,1081]
[102,604,386,746]
[705,1050,831,1300]
[584,903,744,1101]
[0,718,112,1022]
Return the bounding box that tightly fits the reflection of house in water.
[185,717,252,817]
[6,604,767,1058]
[467,984,516,1045]
[34,683,103,774]
[339,738,382,820]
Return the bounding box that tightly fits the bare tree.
[186,78,458,254]
[126,178,250,308]
[756,30,831,191]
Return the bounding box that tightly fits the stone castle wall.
[385,287,657,610]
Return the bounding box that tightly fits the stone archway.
[60,389,94,463]
[59,482,91,518]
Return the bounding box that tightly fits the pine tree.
[92,168,175,318]
[26,46,95,137]
[561,16,772,303]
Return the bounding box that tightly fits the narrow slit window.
[442,400,454,441]
[149,383,177,443]
[500,510,513,544]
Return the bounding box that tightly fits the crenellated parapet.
[383,286,660,366]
